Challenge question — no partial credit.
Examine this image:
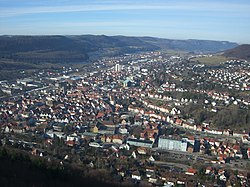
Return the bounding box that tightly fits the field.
[191,55,229,66]
[161,49,188,56]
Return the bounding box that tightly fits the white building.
[115,64,122,72]
[158,136,187,152]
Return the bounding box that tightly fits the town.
[0,51,250,186]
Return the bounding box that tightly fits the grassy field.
[191,55,229,66]
[161,49,188,56]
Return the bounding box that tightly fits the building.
[158,136,187,152]
[127,138,153,148]
[123,79,131,87]
[115,64,122,72]
[193,139,201,152]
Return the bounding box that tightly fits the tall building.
[193,139,201,152]
[158,136,187,152]
[115,64,121,72]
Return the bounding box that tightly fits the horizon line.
[0,34,242,44]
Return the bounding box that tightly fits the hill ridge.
[0,35,238,63]
[223,44,250,60]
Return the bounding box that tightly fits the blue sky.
[0,0,249,43]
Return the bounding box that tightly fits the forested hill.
[0,35,238,63]
[0,147,122,187]
[223,44,250,60]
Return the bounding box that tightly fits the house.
[89,142,102,148]
[149,155,155,162]
[187,144,194,153]
[210,145,216,155]
[81,132,98,140]
[235,152,243,159]
[131,171,141,181]
[237,171,247,180]
[53,131,65,139]
[127,138,153,148]
[137,147,148,155]
[66,140,75,147]
[200,143,206,153]
[140,129,158,142]
[4,126,11,133]
[148,177,157,184]
[175,119,183,126]
[176,180,185,185]
[247,148,250,159]
[185,168,197,176]
[187,136,195,145]
[217,154,227,164]
[106,135,112,143]
[163,181,175,187]
[117,167,126,177]
[131,151,137,159]
[218,169,225,175]
[44,138,53,145]
[66,133,79,141]
[205,166,212,175]
[232,145,240,154]
[96,111,105,119]
[91,126,99,133]
[31,148,45,157]
[145,167,156,178]
[119,127,128,134]
[242,135,250,143]
[219,174,227,182]
[112,135,123,144]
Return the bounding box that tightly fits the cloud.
[44,21,150,28]
[0,4,182,17]
[0,2,249,18]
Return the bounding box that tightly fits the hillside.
[138,37,237,53]
[0,147,123,187]
[0,35,238,64]
[223,44,250,60]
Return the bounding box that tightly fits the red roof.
[206,166,212,171]
[233,145,240,151]
[219,154,227,159]
[176,119,182,124]
[186,168,197,174]
[66,140,75,146]
[188,136,195,140]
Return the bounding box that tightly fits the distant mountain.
[138,37,238,53]
[0,35,238,63]
[223,44,250,60]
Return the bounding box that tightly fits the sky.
[0,0,250,43]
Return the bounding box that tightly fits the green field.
[191,55,229,66]
[161,49,188,56]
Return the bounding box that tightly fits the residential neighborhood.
[0,51,250,186]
